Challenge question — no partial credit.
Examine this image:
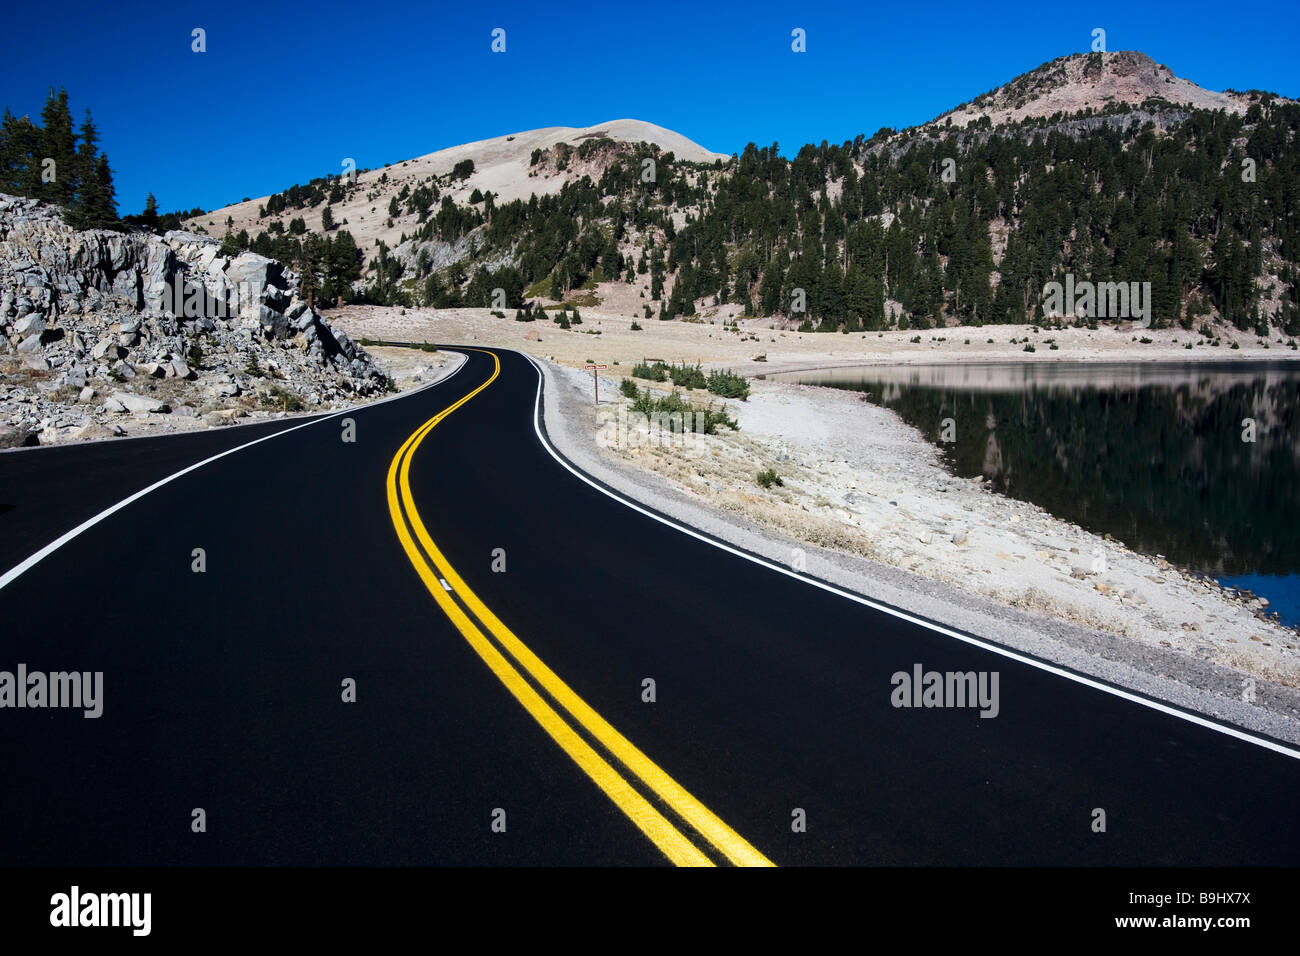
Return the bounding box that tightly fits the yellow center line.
[386,348,774,867]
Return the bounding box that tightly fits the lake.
[769,361,1300,626]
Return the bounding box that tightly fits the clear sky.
[2,0,1296,217]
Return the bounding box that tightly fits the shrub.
[706,368,750,400]
[669,361,707,389]
[628,386,738,434]
[261,385,303,411]
[756,468,783,489]
[619,378,639,399]
[632,360,669,381]
[630,322,643,331]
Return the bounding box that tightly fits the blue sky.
[2,0,1296,217]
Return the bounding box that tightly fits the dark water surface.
[770,361,1300,626]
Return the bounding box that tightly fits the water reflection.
[772,362,1300,580]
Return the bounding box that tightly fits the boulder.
[107,391,168,414]
[60,365,87,388]
[13,313,44,337]
[0,424,38,448]
[91,337,122,361]
[72,422,123,440]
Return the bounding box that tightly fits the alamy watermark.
[891,663,999,718]
[1042,274,1151,328]
[50,886,150,936]
[157,272,273,320]
[596,403,711,455]
[0,664,102,718]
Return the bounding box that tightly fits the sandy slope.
[186,120,727,263]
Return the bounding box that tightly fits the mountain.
[186,120,726,264]
[183,53,1300,337]
[926,51,1279,130]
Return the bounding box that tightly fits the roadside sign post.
[584,363,608,406]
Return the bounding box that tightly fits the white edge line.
[0,352,469,592]
[516,348,1300,762]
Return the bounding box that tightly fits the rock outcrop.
[0,193,389,445]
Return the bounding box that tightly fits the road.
[2,345,1299,866]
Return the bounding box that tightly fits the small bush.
[1022,343,1036,352]
[630,321,642,331]
[261,385,304,411]
[628,386,738,434]
[619,378,639,399]
[756,468,783,489]
[706,368,750,400]
[669,361,708,389]
[632,360,669,382]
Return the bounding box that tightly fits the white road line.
[517,349,1300,761]
[0,354,468,592]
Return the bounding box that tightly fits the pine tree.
[142,193,159,230]
[39,88,76,207]
[78,153,117,228]
[0,109,42,195]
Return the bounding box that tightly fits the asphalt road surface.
[2,346,1298,866]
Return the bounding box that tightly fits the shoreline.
[533,358,1300,743]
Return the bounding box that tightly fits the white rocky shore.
[0,194,389,447]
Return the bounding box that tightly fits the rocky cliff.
[0,194,389,446]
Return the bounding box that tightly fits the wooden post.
[583,363,608,406]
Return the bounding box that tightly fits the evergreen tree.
[38,87,76,207]
[142,192,159,230]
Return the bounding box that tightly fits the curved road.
[2,346,1299,866]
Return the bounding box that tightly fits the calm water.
[770,361,1300,626]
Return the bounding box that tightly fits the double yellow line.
[385,349,773,867]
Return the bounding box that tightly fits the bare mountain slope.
[930,51,1275,130]
[187,120,727,260]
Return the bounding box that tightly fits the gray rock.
[16,333,42,353]
[0,424,38,448]
[78,386,97,402]
[12,313,44,337]
[108,391,168,413]
[60,365,87,388]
